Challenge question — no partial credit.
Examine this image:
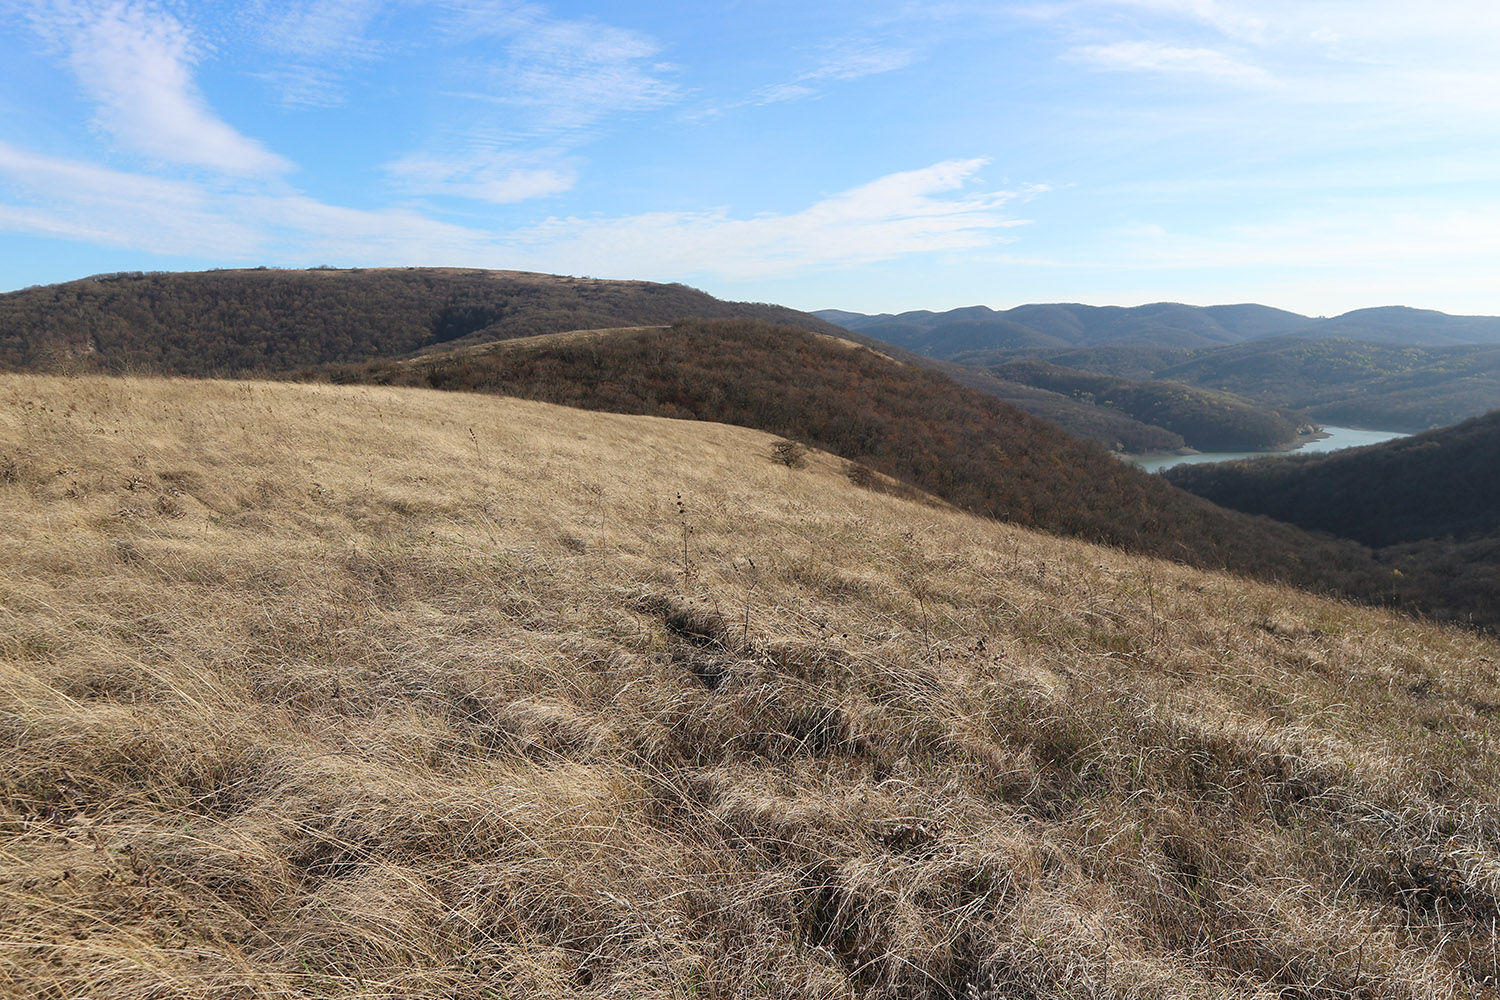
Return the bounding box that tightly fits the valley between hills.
[4,268,1500,998]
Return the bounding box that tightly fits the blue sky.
[2,0,1498,316]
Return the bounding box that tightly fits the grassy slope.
[5,375,1500,998]
[321,319,1387,600]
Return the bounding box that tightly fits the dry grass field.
[3,374,1500,998]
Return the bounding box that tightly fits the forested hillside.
[964,338,1500,432]
[932,364,1188,453]
[1165,410,1500,548]
[986,360,1308,451]
[822,302,1314,351]
[0,267,842,374]
[1166,412,1500,625]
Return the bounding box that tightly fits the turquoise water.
[1129,426,1410,475]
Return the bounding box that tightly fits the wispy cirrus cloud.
[378,1,679,205]
[24,0,291,175]
[437,1,680,134]
[249,0,389,107]
[0,140,500,262]
[0,147,1036,279]
[1058,1,1500,119]
[510,158,1039,279]
[385,148,577,203]
[752,39,915,105]
[0,141,265,255]
[1113,201,1500,272]
[1069,40,1275,87]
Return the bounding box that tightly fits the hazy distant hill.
[820,302,1314,353]
[0,267,845,375]
[834,302,1500,431]
[1312,306,1500,345]
[820,301,1500,352]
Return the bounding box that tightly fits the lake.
[1128,425,1410,474]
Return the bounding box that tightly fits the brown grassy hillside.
[4,375,1500,998]
[323,318,1390,605]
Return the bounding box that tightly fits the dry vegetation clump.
[4,374,1500,998]
[770,439,808,468]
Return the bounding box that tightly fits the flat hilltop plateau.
[4,374,1500,998]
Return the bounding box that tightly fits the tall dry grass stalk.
[3,373,1500,998]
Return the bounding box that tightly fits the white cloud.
[1070,40,1275,86]
[0,146,1036,280]
[0,141,264,254]
[1101,0,1500,48]
[251,0,388,107]
[379,3,681,207]
[747,39,915,106]
[386,150,576,203]
[438,1,680,134]
[262,0,385,57]
[28,1,291,175]
[753,82,818,106]
[1064,1,1500,120]
[1114,204,1500,272]
[805,41,916,82]
[0,140,497,263]
[508,159,1037,279]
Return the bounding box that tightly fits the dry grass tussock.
[5,374,1500,999]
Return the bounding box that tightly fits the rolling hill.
[1165,411,1500,625]
[1147,338,1500,431]
[823,302,1314,352]
[1164,409,1500,548]
[6,372,1500,997]
[0,267,1239,455]
[0,267,845,375]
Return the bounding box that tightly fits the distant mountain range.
[817,302,1500,350]
[819,303,1500,434]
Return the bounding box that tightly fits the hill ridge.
[0,267,845,375]
[819,301,1500,348]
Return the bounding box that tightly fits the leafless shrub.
[845,460,875,488]
[771,438,807,468]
